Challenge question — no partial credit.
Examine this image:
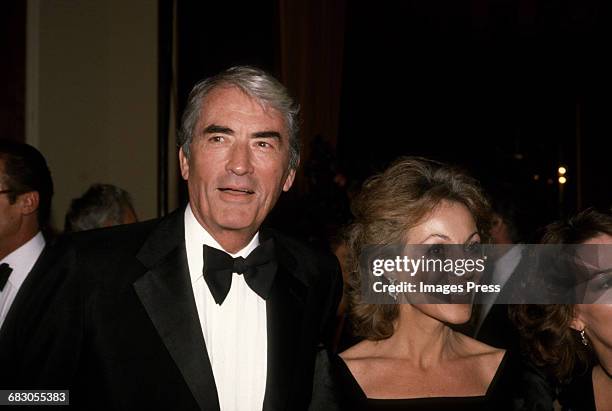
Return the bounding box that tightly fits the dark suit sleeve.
[309,348,343,411]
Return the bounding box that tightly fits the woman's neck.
[592,341,612,380]
[596,363,612,380]
[374,305,463,368]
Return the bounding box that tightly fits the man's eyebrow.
[203,124,234,135]
[252,131,282,139]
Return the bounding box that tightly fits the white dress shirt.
[0,231,45,330]
[184,204,267,411]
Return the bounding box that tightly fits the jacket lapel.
[262,231,309,411]
[134,210,220,411]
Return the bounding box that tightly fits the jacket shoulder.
[61,209,184,274]
[65,212,179,259]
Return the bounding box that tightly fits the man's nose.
[226,141,254,175]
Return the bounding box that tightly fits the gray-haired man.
[6,67,342,411]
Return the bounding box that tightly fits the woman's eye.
[465,242,482,256]
[427,244,444,257]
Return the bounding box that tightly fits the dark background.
[336,1,612,241]
[4,0,611,244]
[341,1,611,206]
[176,1,611,244]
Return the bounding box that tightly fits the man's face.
[0,160,22,255]
[179,86,296,245]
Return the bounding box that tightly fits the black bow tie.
[203,239,277,305]
[0,263,13,291]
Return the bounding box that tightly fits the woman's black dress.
[310,349,555,411]
[558,367,597,411]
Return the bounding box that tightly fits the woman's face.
[403,200,481,325]
[572,233,612,354]
[578,233,612,304]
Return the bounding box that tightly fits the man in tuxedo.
[6,67,342,411]
[0,142,71,390]
[0,141,55,332]
[472,197,526,350]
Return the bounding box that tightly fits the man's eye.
[590,270,612,290]
[598,274,612,290]
[209,136,224,143]
[256,141,272,148]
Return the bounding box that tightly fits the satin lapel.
[134,210,220,411]
[262,236,308,411]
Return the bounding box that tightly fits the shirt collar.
[0,231,45,290]
[492,243,525,285]
[184,204,260,282]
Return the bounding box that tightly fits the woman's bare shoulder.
[338,339,385,374]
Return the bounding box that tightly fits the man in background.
[0,140,54,332]
[64,183,137,232]
[472,194,525,349]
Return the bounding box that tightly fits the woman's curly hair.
[509,208,612,382]
[344,157,491,340]
[509,304,592,382]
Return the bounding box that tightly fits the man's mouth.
[218,187,255,195]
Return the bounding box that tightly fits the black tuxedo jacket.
[0,236,68,370]
[472,246,528,351]
[3,209,342,410]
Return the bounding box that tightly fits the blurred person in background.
[64,183,137,232]
[510,208,612,411]
[472,194,527,350]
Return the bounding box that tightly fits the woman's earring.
[580,329,588,346]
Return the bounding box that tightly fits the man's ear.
[491,215,502,229]
[570,306,586,331]
[179,147,190,181]
[282,167,297,192]
[19,191,40,216]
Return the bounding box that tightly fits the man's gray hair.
[64,184,135,232]
[178,66,300,169]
